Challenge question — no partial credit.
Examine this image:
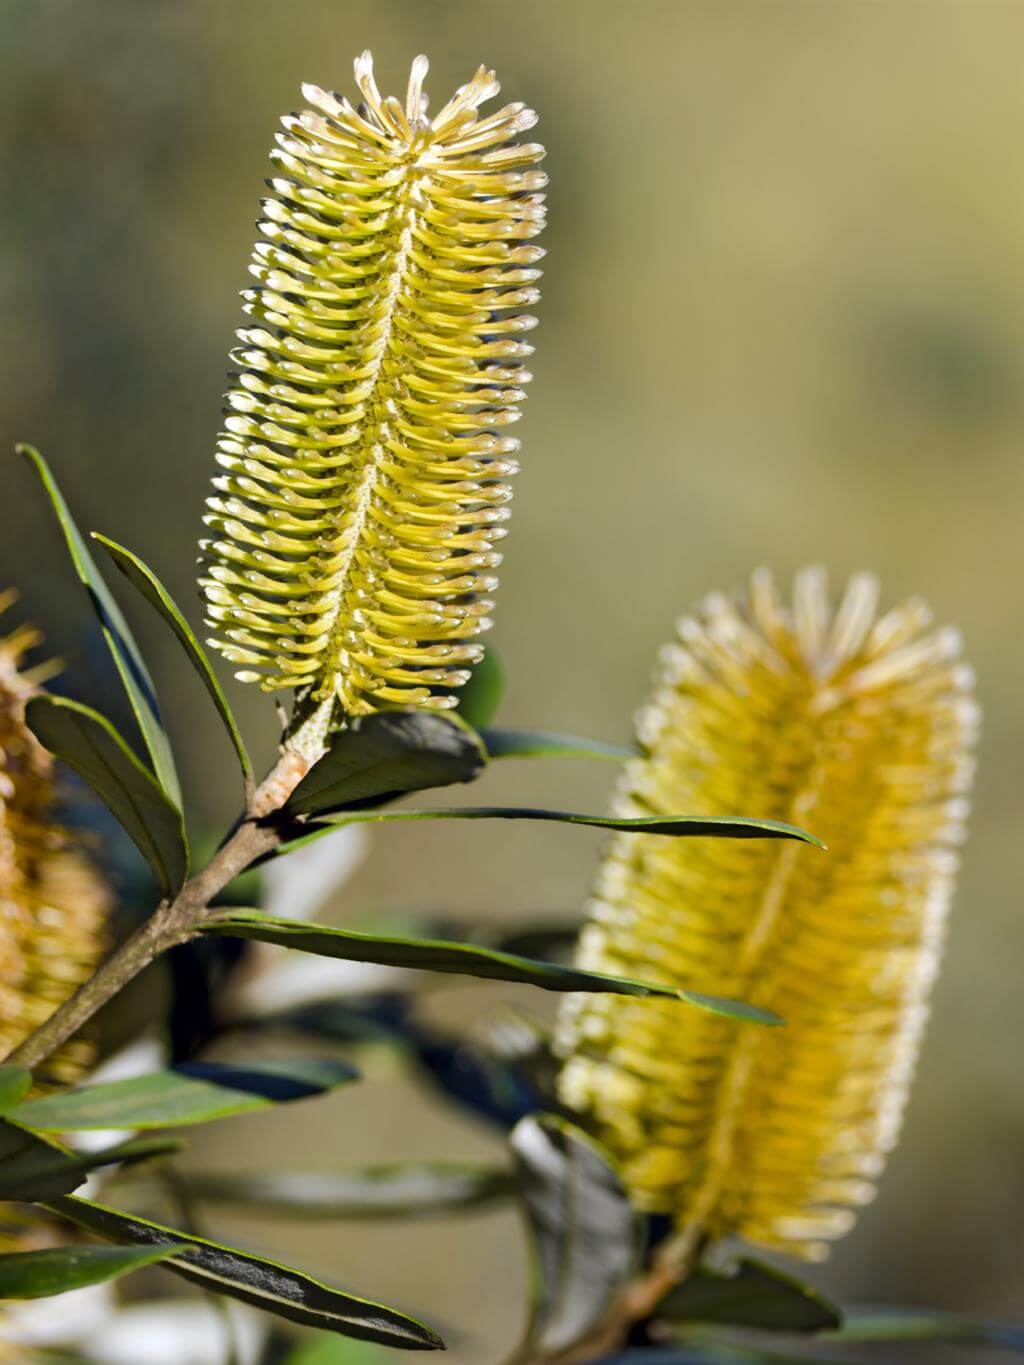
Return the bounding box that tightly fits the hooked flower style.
[555,568,978,1262]
[200,52,545,744]
[0,593,110,1090]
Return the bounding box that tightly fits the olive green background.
[2,1,1023,1360]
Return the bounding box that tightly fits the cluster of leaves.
[0,449,804,1353]
[2,449,1019,1362]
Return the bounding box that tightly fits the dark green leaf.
[18,445,181,807]
[24,694,188,895]
[0,1066,32,1114]
[185,1162,514,1219]
[831,1307,1024,1349]
[93,534,253,793]
[286,711,486,817]
[456,646,504,728]
[656,1259,841,1334]
[511,1112,642,1357]
[13,1059,359,1132]
[0,1120,180,1201]
[309,805,824,847]
[45,1195,443,1349]
[0,1243,175,1299]
[286,1338,390,1364]
[196,911,781,1023]
[481,728,634,761]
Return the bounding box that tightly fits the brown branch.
[4,745,318,1072]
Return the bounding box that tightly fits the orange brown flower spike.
[555,568,978,1263]
[0,592,110,1087]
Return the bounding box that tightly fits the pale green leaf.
[0,1244,174,1300]
[13,1059,358,1132]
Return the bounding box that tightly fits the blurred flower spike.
[200,51,546,745]
[556,567,979,1263]
[0,591,110,1090]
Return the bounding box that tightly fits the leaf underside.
[510,1112,642,1357]
[45,1194,444,1349]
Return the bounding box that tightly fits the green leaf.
[0,1243,175,1300]
[656,1258,841,1334]
[196,911,781,1024]
[0,1120,179,1201]
[93,534,253,793]
[510,1112,643,1358]
[13,1059,359,1132]
[45,1195,443,1349]
[481,728,635,761]
[307,806,825,847]
[24,694,188,896]
[456,645,505,728]
[286,711,486,818]
[185,1162,514,1219]
[18,445,181,808]
[0,1066,32,1114]
[830,1307,1024,1349]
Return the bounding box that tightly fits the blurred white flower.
[0,1286,264,1364]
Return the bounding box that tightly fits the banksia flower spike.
[0,592,110,1087]
[555,568,978,1264]
[199,52,545,748]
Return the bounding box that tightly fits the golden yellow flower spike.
[0,592,110,1089]
[555,568,978,1264]
[199,52,545,746]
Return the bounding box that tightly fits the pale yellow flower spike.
[199,53,545,735]
[555,568,978,1263]
[0,594,110,1090]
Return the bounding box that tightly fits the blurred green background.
[3,0,1024,1359]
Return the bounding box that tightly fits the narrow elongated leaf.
[307,807,825,845]
[0,1120,179,1201]
[45,1195,443,1349]
[0,1066,32,1114]
[656,1259,841,1334]
[94,534,253,792]
[197,911,781,1023]
[18,445,181,807]
[186,1163,514,1219]
[455,646,505,729]
[286,711,486,817]
[13,1059,358,1132]
[511,1113,642,1358]
[0,1244,175,1299]
[831,1307,1024,1349]
[481,728,634,761]
[24,694,188,895]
